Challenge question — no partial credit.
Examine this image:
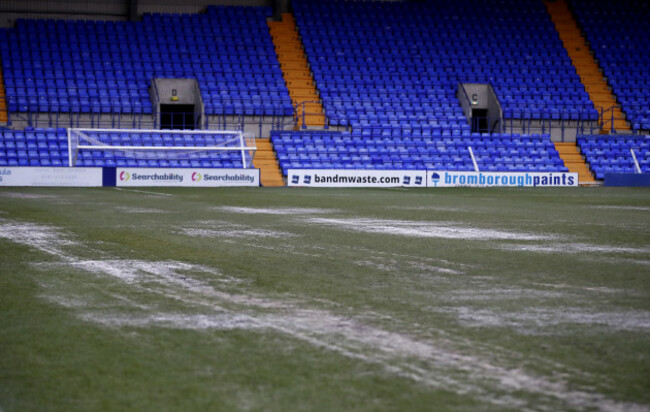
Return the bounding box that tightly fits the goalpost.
[67,128,257,168]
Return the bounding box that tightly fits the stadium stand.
[260,0,595,178]
[0,127,251,168]
[1,0,647,185]
[271,130,567,176]
[293,0,598,132]
[0,6,293,118]
[0,128,69,167]
[569,0,650,133]
[577,134,650,179]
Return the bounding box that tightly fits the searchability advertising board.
[116,168,260,187]
[0,167,102,186]
[429,171,579,187]
[288,169,427,187]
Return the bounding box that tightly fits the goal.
[67,128,257,168]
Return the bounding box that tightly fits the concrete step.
[269,12,325,129]
[554,142,597,183]
[545,0,629,131]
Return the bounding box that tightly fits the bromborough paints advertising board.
[428,171,578,187]
[288,169,578,187]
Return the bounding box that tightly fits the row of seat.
[0,157,245,169]
[271,130,567,176]
[294,0,593,131]
[571,0,650,131]
[0,128,252,168]
[1,6,292,117]
[577,134,650,179]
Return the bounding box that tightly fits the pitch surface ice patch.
[77,303,646,412]
[178,220,297,239]
[388,205,476,213]
[441,307,650,334]
[0,192,56,200]
[69,259,241,285]
[115,206,169,214]
[81,312,259,331]
[307,217,554,241]
[501,243,650,255]
[589,205,650,212]
[445,287,568,302]
[533,283,629,295]
[216,206,338,215]
[0,219,78,257]
[354,258,464,276]
[3,218,644,411]
[180,228,295,240]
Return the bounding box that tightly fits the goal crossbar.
[68,128,257,168]
[76,145,254,151]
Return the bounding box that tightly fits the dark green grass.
[0,187,649,411]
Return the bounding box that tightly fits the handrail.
[0,97,9,126]
[487,81,503,134]
[630,148,641,174]
[193,81,205,129]
[456,83,473,129]
[457,82,472,105]
[468,146,479,172]
[151,79,162,129]
[599,104,628,133]
[3,100,648,138]
[292,100,327,129]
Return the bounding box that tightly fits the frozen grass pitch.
[0,187,649,411]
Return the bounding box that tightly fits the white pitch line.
[114,188,173,197]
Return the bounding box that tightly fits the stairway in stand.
[268,13,325,128]
[0,60,7,123]
[555,142,598,185]
[253,138,285,187]
[545,0,629,132]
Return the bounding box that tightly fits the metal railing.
[487,81,504,134]
[151,79,162,129]
[598,104,632,134]
[293,100,328,130]
[468,146,479,172]
[3,99,295,133]
[456,83,473,122]
[630,148,642,174]
[2,96,648,140]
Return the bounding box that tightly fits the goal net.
[67,128,257,168]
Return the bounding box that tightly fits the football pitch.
[0,186,649,411]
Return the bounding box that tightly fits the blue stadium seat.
[577,134,649,179]
[271,130,566,174]
[1,6,292,118]
[570,0,650,133]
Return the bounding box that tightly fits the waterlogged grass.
[0,187,649,411]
